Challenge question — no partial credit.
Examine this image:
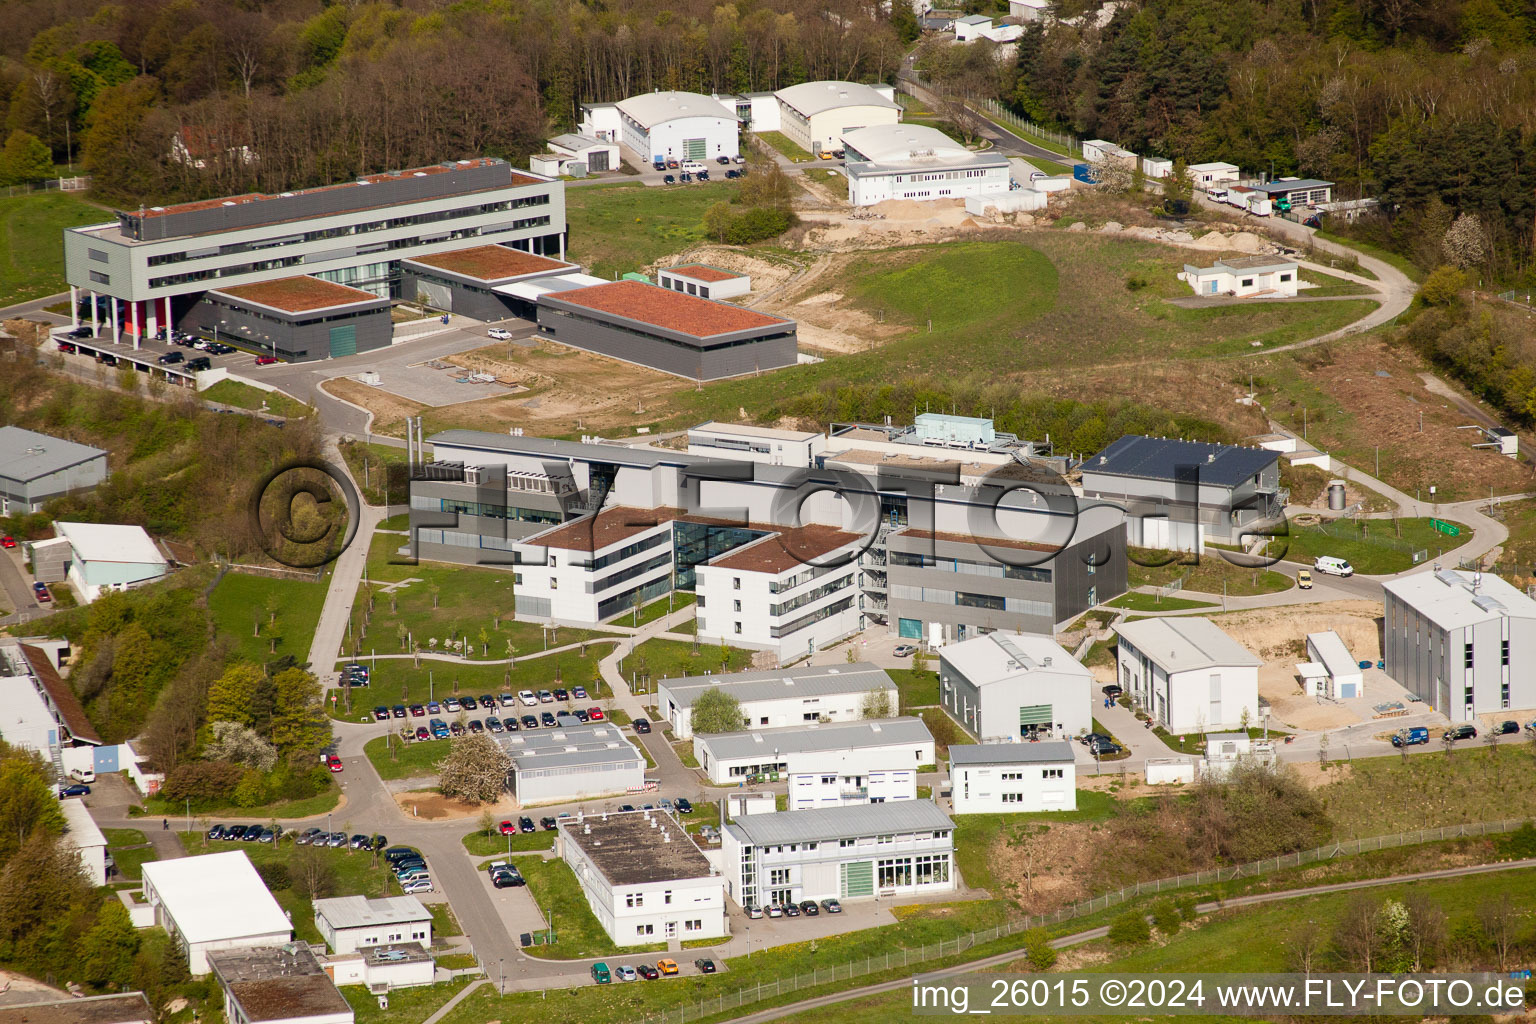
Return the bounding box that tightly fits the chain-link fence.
[634,819,1532,1024]
[896,74,1080,157]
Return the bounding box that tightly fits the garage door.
[328,325,357,358]
[840,860,873,898]
[589,150,610,172]
[684,138,706,161]
[1019,704,1053,727]
[898,618,923,639]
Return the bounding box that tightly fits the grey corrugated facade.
[1382,583,1536,723]
[398,266,522,321]
[535,298,796,381]
[0,428,109,514]
[407,470,580,566]
[181,292,392,363]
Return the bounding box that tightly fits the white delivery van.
[1313,556,1354,577]
[69,766,95,784]
[680,161,706,174]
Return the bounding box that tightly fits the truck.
[1392,727,1429,748]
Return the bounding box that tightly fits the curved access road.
[716,857,1536,1024]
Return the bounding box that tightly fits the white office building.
[1189,161,1240,187]
[841,124,1011,207]
[786,764,918,810]
[312,896,432,955]
[559,809,728,946]
[721,801,955,909]
[693,716,934,785]
[140,852,292,975]
[685,421,827,467]
[581,91,740,165]
[499,723,646,805]
[657,663,898,741]
[938,632,1093,742]
[1112,617,1261,734]
[948,742,1076,813]
[773,81,901,156]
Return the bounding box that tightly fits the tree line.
[0,0,908,205]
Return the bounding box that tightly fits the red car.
[0,536,16,548]
[499,820,516,835]
[32,582,50,602]
[253,355,279,365]
[588,707,605,721]
[326,755,343,773]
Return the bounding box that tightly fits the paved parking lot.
[361,361,517,407]
[50,327,262,379]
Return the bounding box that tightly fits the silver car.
[326,832,348,847]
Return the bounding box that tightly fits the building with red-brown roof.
[399,245,589,322]
[536,279,795,380]
[196,276,391,361]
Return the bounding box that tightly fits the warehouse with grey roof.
[657,663,897,740]
[0,426,109,515]
[497,723,645,804]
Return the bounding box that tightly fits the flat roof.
[690,421,821,443]
[428,430,713,469]
[498,723,643,772]
[727,800,952,845]
[1252,178,1332,194]
[19,643,101,744]
[402,245,576,283]
[561,809,714,886]
[141,851,291,945]
[1382,568,1536,630]
[893,528,1060,554]
[59,797,106,850]
[949,740,1075,765]
[543,280,791,339]
[518,505,679,553]
[659,663,894,709]
[774,81,899,118]
[0,426,107,483]
[0,995,154,1024]
[313,895,431,930]
[1305,630,1357,676]
[55,522,166,567]
[207,945,351,1024]
[1112,617,1262,673]
[699,717,933,762]
[615,91,739,129]
[1216,255,1298,272]
[211,275,382,314]
[939,632,1091,686]
[1083,434,1277,489]
[843,124,1001,166]
[706,524,863,574]
[663,264,746,283]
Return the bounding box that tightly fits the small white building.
[1009,0,1050,20]
[1188,161,1240,187]
[583,91,740,165]
[965,190,1047,216]
[954,14,993,39]
[1082,140,1137,167]
[685,421,827,467]
[694,716,934,786]
[548,133,619,174]
[938,632,1093,743]
[948,741,1077,813]
[657,663,898,741]
[786,763,918,810]
[657,264,751,300]
[1142,156,1173,178]
[1145,756,1196,785]
[53,522,169,603]
[559,809,728,946]
[774,81,901,156]
[1305,630,1362,700]
[320,943,435,990]
[1112,617,1261,735]
[694,524,866,662]
[721,801,955,909]
[312,896,432,955]
[207,945,353,1024]
[841,124,1010,207]
[141,852,293,975]
[500,723,646,805]
[1180,256,1299,298]
[714,92,780,133]
[59,796,108,886]
[1201,731,1274,780]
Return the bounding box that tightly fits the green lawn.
[628,591,696,627]
[888,668,940,709]
[1316,228,1423,283]
[564,180,742,279]
[1298,266,1374,296]
[349,533,615,665]
[803,168,848,198]
[0,192,110,306]
[428,902,464,938]
[338,442,412,508]
[618,637,755,689]
[1319,744,1536,836]
[364,734,448,780]
[758,131,813,162]
[345,978,470,1024]
[328,653,618,722]
[201,379,314,419]
[104,828,156,881]
[140,787,341,821]
[1126,547,1296,596]
[1103,592,1216,611]
[519,856,667,959]
[462,829,556,856]
[1027,156,1073,176]
[1263,516,1466,574]
[208,570,330,668]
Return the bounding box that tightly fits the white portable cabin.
[1305,630,1362,699]
[1142,157,1173,178]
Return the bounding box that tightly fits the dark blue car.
[60,784,91,797]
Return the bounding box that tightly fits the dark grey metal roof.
[498,723,642,771]
[429,430,710,469]
[313,895,431,930]
[726,800,952,845]
[1083,435,1277,489]
[697,717,932,762]
[658,663,894,709]
[949,741,1074,765]
[0,427,107,482]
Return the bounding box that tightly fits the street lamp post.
[185,797,191,834]
[499,958,505,996]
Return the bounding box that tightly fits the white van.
[680,161,706,175]
[1313,556,1354,577]
[69,766,95,784]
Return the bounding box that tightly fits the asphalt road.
[895,69,1069,165]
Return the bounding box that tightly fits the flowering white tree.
[1442,213,1487,269]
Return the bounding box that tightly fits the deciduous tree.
[438,733,511,804]
[689,687,743,735]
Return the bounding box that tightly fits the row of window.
[877,854,950,888]
[889,585,1050,618]
[590,550,673,597]
[438,497,562,525]
[889,550,1051,582]
[772,595,855,638]
[770,573,855,617]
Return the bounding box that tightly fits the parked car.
[57,341,77,354]
[765,904,784,918]
[373,706,390,721]
[573,686,588,700]
[32,582,51,602]
[619,805,635,812]
[538,711,555,727]
[537,689,554,703]
[254,355,279,365]
[679,171,692,183]
[675,797,693,814]
[666,158,679,169]
[725,169,740,179]
[732,154,745,164]
[1089,739,1123,756]
[716,155,731,165]
[591,963,611,985]
[588,707,605,721]
[1444,724,1478,741]
[799,900,819,916]
[573,709,590,723]
[518,690,538,706]
[294,828,322,845]
[0,535,14,548]
[491,869,521,889]
[487,328,513,340]
[391,705,407,718]
[540,816,557,830]
[349,834,371,849]
[414,726,430,741]
[637,963,659,981]
[1102,684,1123,699]
[553,687,569,702]
[467,719,485,733]
[444,697,462,712]
[1297,569,1313,589]
[428,701,441,713]
[893,644,917,658]
[242,826,262,842]
[658,958,679,975]
[157,351,184,364]
[663,174,676,185]
[633,717,652,734]
[327,755,344,772]
[616,965,638,982]
[400,879,433,894]
[1313,556,1354,577]
[745,905,763,919]
[60,783,91,797]
[66,326,93,339]
[820,898,842,913]
[696,170,709,181]
[694,958,717,974]
[186,357,211,371]
[225,825,247,840]
[1498,720,1521,735]
[410,704,425,717]
[207,825,227,841]
[521,714,538,730]
[502,717,519,732]
[383,846,417,862]
[782,903,801,917]
[449,721,465,736]
[518,816,536,833]
[487,716,504,733]
[1079,732,1113,747]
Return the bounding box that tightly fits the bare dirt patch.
[321,377,427,435]
[392,789,516,820]
[987,820,1099,914]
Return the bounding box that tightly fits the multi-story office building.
[408,418,1127,647]
[62,158,565,355]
